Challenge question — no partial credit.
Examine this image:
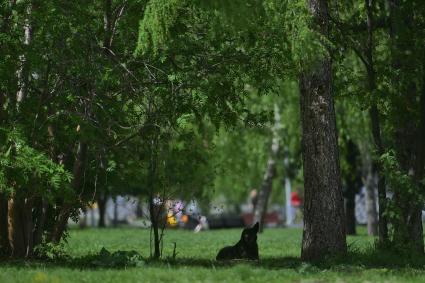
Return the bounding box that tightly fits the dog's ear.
[252,222,259,233]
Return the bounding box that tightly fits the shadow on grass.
[0,255,302,271]
[155,256,302,269]
[1,249,425,274]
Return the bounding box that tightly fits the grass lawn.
[1,226,425,283]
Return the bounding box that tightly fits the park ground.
[1,227,425,283]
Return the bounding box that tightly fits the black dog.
[216,222,259,261]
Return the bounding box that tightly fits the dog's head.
[241,222,259,245]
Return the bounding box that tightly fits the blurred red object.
[291,192,302,207]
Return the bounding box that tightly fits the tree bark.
[113,198,118,227]
[33,197,48,247]
[51,141,87,243]
[7,197,26,257]
[7,1,34,258]
[34,115,55,246]
[343,140,362,236]
[98,193,107,228]
[149,195,161,259]
[0,194,10,255]
[147,131,161,259]
[409,70,425,250]
[344,194,356,235]
[23,198,34,257]
[15,2,32,110]
[149,153,161,258]
[364,0,389,243]
[369,106,388,242]
[365,164,378,236]
[253,104,280,232]
[103,0,112,51]
[300,0,347,261]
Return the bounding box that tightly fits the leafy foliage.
[0,128,72,200]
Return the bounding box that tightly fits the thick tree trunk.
[300,0,347,261]
[7,196,35,258]
[7,197,26,257]
[253,104,280,232]
[98,193,107,228]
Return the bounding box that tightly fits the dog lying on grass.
[216,222,259,261]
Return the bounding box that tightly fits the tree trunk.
[360,142,378,236]
[103,0,112,51]
[113,198,118,227]
[369,106,388,242]
[408,70,425,251]
[365,167,378,236]
[7,197,26,257]
[98,193,107,228]
[15,2,32,110]
[300,0,347,261]
[34,113,55,246]
[149,195,161,259]
[363,0,389,243]
[0,194,10,255]
[253,150,277,233]
[33,197,48,247]
[51,141,87,243]
[147,131,161,259]
[342,140,362,236]
[344,194,356,235]
[253,104,280,232]
[6,1,35,259]
[23,198,34,257]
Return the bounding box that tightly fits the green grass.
[1,227,425,283]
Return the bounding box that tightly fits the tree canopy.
[0,0,424,260]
